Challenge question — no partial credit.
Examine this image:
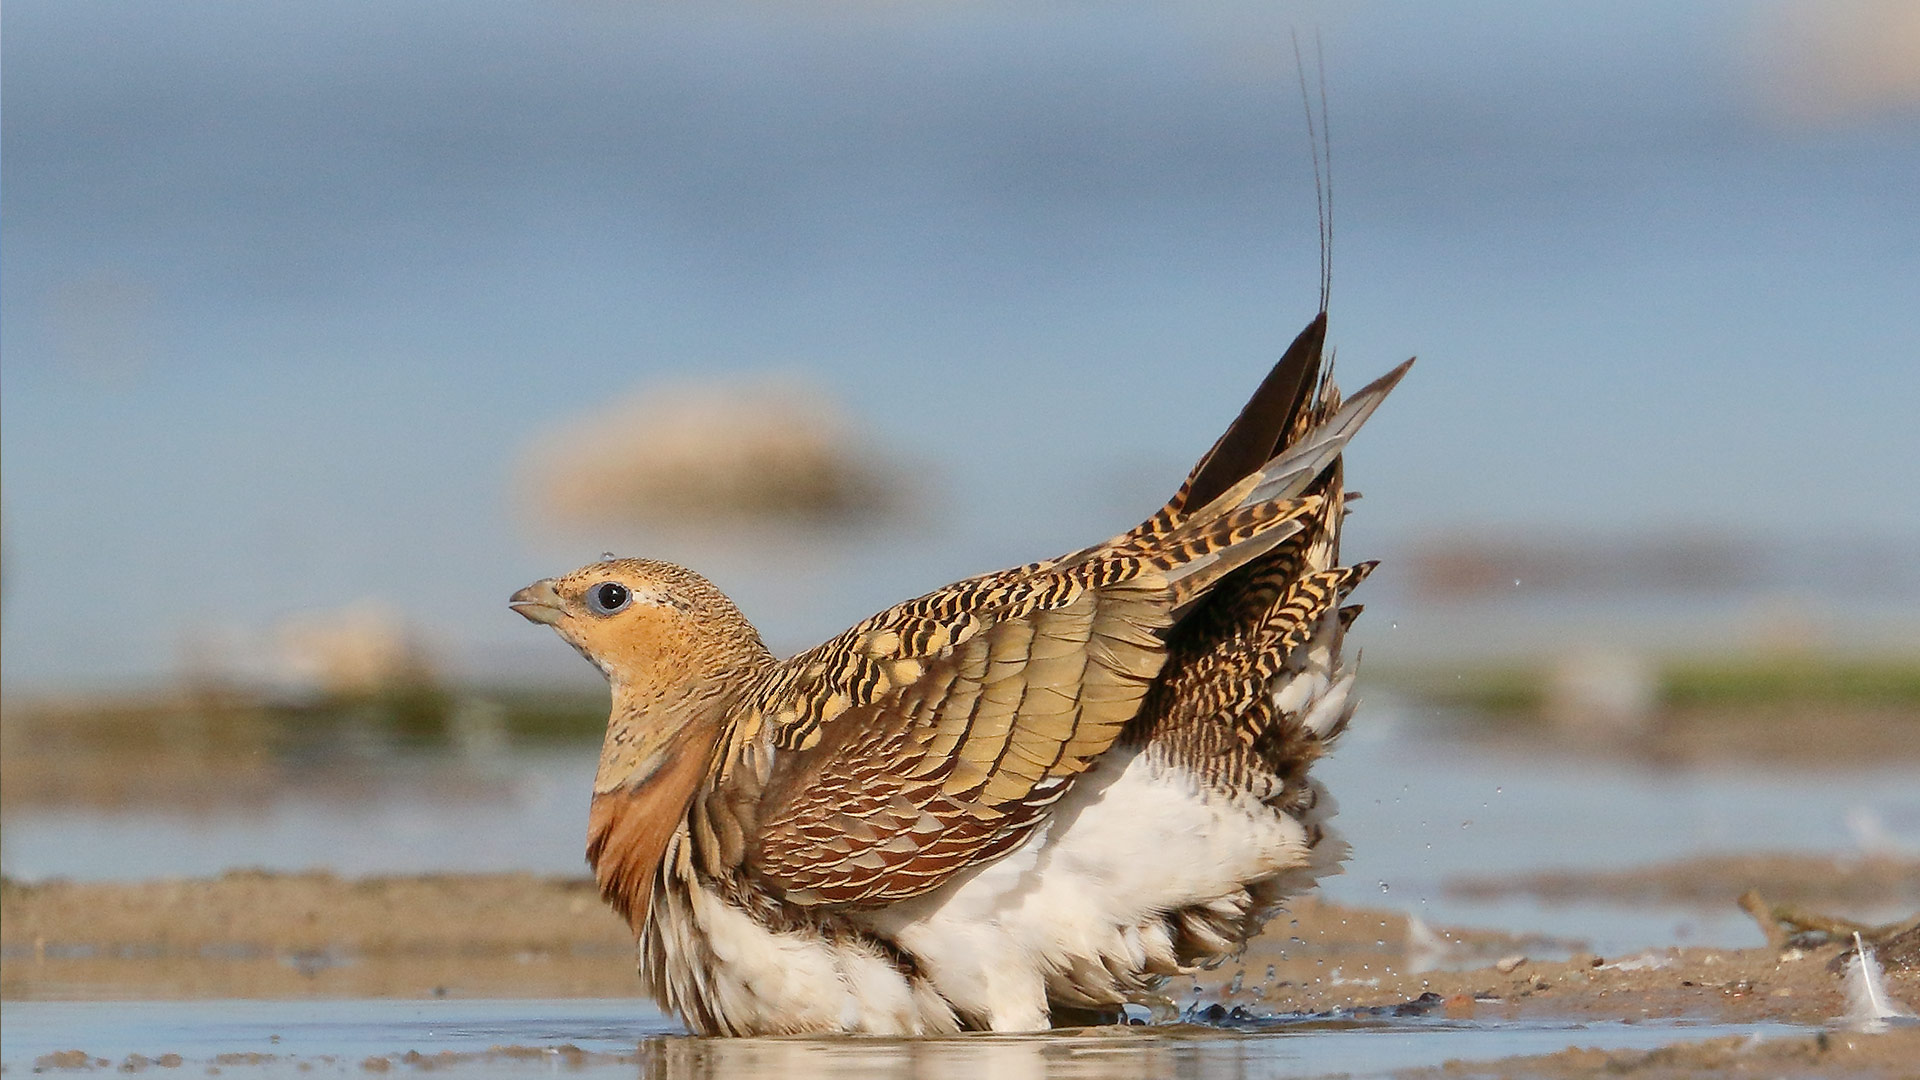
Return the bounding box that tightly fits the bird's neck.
[586,660,770,934]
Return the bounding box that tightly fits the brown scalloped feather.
[737,570,1177,906]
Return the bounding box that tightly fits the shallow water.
[5,700,1915,956]
[0,998,1813,1080]
[3,708,1906,1072]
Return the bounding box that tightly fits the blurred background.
[3,0,1917,951]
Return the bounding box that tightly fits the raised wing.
[696,327,1410,908]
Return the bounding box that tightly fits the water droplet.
[1291,936,1306,945]
[1229,971,1244,994]
[1461,819,1473,829]
[1512,578,1522,587]
[1266,964,1277,980]
[1495,786,1504,795]
[1378,880,1390,893]
[1389,621,1399,630]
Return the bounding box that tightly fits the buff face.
[512,558,768,689]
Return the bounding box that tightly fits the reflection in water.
[631,1019,1820,1080]
[0,999,1817,1080]
[642,1029,1194,1080]
[639,1023,1444,1080]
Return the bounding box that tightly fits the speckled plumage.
[512,313,1410,1035]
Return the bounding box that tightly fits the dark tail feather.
[1179,313,1327,511]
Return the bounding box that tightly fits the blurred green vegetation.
[0,683,614,810]
[1659,657,1920,709]
[1382,653,1920,718]
[263,684,612,749]
[473,687,614,742]
[9,654,1918,811]
[1384,666,1547,715]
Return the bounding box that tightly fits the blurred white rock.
[183,600,437,698]
[1545,649,1657,738]
[1745,0,1920,124]
[271,599,438,697]
[516,373,904,535]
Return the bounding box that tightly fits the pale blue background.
[5,1,1917,691]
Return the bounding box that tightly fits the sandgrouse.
[512,313,1410,1035]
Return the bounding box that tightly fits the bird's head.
[510,557,769,692]
[515,557,769,930]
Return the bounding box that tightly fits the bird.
[511,313,1411,1035]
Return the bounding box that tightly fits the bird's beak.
[510,579,567,626]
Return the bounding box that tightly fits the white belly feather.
[652,745,1344,1034]
[858,748,1344,1028]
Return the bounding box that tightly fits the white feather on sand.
[1841,931,1918,1033]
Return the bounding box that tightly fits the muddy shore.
[1394,1027,1920,1079]
[6,866,1915,1031]
[1447,852,1920,909]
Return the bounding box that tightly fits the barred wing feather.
[712,333,1410,910]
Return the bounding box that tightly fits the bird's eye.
[587,582,632,615]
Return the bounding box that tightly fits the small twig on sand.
[1740,889,1920,971]
[1738,890,1792,951]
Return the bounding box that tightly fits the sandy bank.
[5,867,1915,1032]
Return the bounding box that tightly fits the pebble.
[1495,954,1528,974]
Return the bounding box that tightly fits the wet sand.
[1395,1026,1920,1079]
[6,866,1916,1032]
[6,864,1918,1077]
[1447,853,1920,908]
[1,871,638,1000]
[8,871,1522,1002]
